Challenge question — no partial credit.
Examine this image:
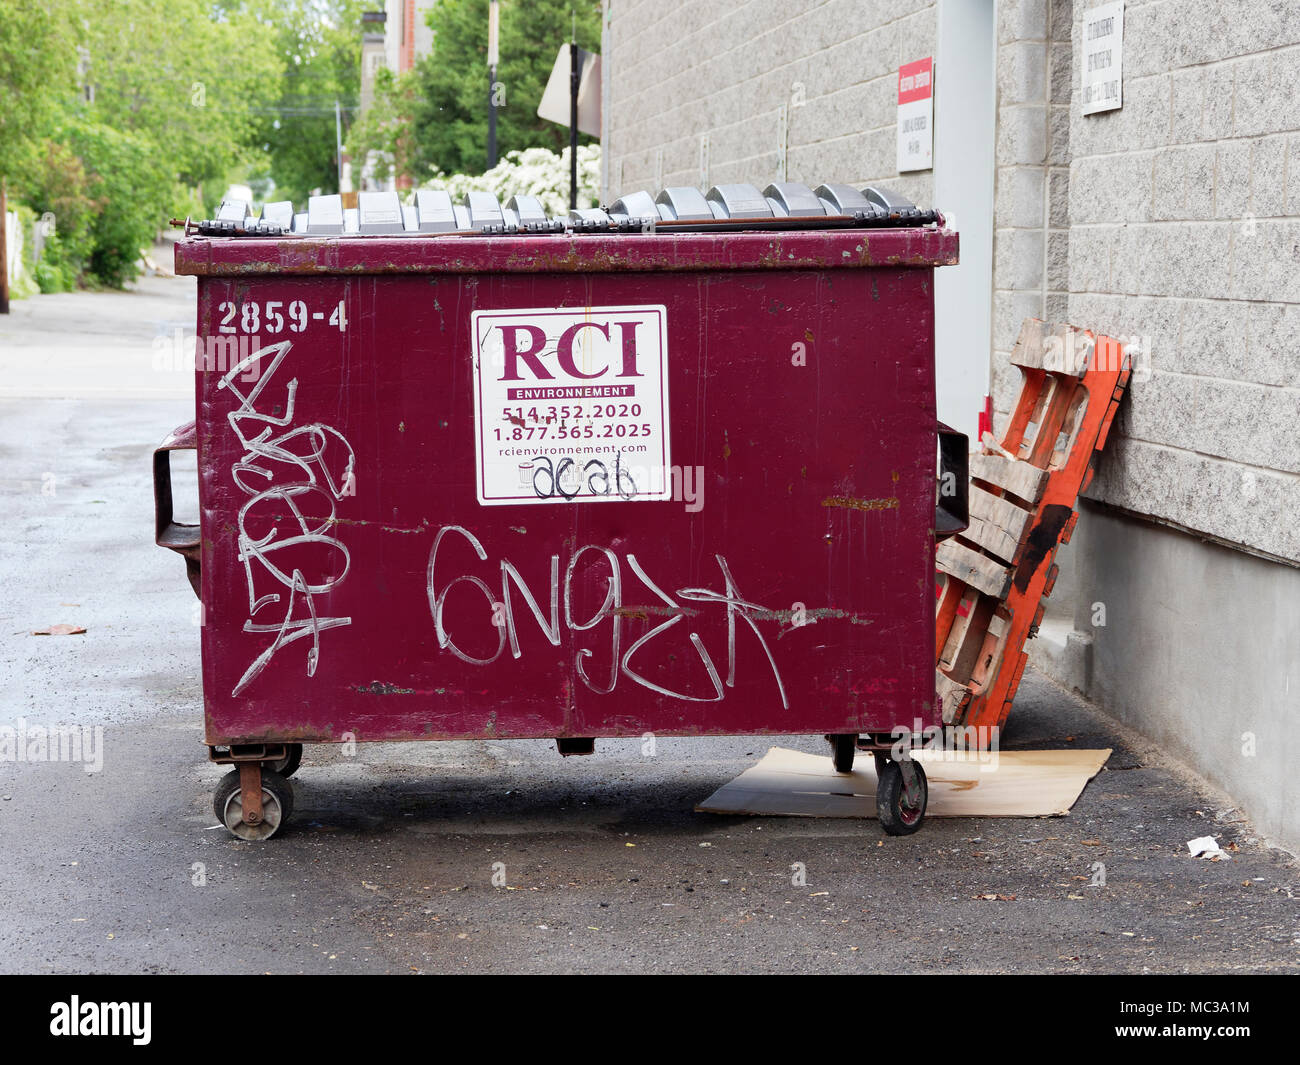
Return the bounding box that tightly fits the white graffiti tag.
[218,341,355,695]
[427,526,788,707]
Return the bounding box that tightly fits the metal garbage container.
[158,181,963,839]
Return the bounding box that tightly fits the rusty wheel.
[213,769,293,841]
[875,758,927,836]
[269,743,303,778]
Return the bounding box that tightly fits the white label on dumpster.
[471,305,671,506]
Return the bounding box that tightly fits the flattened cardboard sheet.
[696,746,1111,818]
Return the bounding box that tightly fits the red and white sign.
[471,305,672,506]
[897,57,933,172]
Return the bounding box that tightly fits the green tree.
[15,0,287,286]
[253,0,370,206]
[66,120,175,287]
[353,0,602,181]
[0,1,75,187]
[74,0,281,190]
[6,1,366,287]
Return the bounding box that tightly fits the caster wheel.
[828,734,857,774]
[213,768,293,841]
[269,743,302,778]
[875,758,927,836]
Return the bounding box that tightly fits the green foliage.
[9,204,42,298]
[352,0,602,180]
[18,139,100,280]
[75,0,281,189]
[35,234,80,294]
[7,1,290,286]
[65,120,174,288]
[0,1,75,188]
[346,65,420,187]
[4,1,372,286]
[254,0,371,206]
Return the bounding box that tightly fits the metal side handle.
[936,421,969,542]
[153,420,201,597]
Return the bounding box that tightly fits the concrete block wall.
[1061,0,1300,565]
[602,0,938,211]
[1036,0,1300,854]
[1039,502,1300,854]
[605,0,1072,441]
[990,0,1073,436]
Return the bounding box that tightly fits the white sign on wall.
[471,306,671,506]
[1082,2,1124,115]
[896,57,933,172]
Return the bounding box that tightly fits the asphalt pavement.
[0,264,1297,974]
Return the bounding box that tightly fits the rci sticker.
[471,305,671,506]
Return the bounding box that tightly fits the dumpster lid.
[174,181,958,276]
[184,181,943,238]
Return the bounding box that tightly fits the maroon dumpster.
[159,182,961,839]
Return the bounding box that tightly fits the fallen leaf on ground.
[32,624,86,636]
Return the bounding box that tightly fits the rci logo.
[496,319,647,382]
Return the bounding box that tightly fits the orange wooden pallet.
[935,319,1131,744]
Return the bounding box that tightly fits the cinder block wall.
[1044,0,1300,854]
[991,0,1073,434]
[602,0,939,210]
[1062,0,1300,565]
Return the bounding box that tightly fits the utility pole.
[569,35,580,211]
[487,0,499,169]
[334,99,344,193]
[0,182,9,315]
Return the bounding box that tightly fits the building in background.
[602,0,1300,853]
[357,1,438,190]
[385,0,437,76]
[359,10,388,116]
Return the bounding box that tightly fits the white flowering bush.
[422,145,602,216]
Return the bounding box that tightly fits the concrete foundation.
[1032,500,1300,856]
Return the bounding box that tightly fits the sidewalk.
[0,247,195,401]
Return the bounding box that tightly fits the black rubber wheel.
[828,734,857,774]
[876,758,927,836]
[213,768,294,841]
[269,743,302,778]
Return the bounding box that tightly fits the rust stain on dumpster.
[821,495,901,512]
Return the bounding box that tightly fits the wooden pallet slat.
[968,451,1048,503]
[965,484,1034,562]
[936,540,1012,599]
[936,672,972,724]
[1011,319,1094,377]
